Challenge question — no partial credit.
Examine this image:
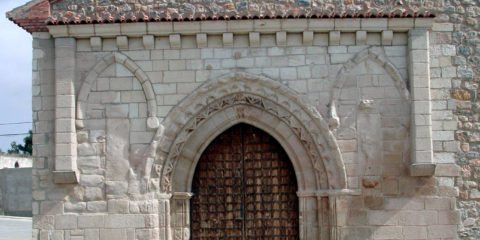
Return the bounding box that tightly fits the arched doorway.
[190,124,299,239]
[153,72,350,240]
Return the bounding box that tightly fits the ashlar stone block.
[104,214,145,228]
[409,29,429,50]
[108,199,130,214]
[100,229,127,240]
[55,215,77,230]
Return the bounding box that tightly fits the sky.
[0,0,33,153]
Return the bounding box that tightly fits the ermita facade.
[6,0,477,239]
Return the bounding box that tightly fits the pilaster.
[53,37,79,183]
[408,29,436,176]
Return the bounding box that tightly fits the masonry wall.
[0,168,32,216]
[31,26,458,240]
[434,2,480,239]
[26,11,479,240]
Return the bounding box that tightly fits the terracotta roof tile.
[8,0,439,33]
[47,0,437,25]
[6,0,50,33]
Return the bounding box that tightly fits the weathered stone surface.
[64,202,86,212]
[78,215,105,229]
[108,199,129,214]
[87,201,107,213]
[105,181,128,199]
[84,187,103,201]
[80,175,104,187]
[100,229,127,240]
[105,119,130,181]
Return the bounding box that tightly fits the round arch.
[76,52,159,130]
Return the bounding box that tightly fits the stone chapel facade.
[6,0,478,239]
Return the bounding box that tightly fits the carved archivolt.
[76,52,159,130]
[148,72,347,193]
[329,47,410,128]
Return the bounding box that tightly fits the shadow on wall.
[0,168,32,217]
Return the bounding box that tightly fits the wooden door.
[191,124,298,240]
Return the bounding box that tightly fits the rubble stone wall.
[434,1,480,239]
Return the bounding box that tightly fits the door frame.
[189,123,300,239]
[153,72,354,240]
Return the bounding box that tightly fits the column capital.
[171,192,193,200]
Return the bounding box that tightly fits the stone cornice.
[48,18,433,38]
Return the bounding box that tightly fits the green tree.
[8,130,32,155]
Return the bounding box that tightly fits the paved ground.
[0,216,32,240]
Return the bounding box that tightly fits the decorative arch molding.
[76,52,159,130]
[150,71,347,194]
[170,97,327,192]
[328,47,410,128]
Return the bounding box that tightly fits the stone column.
[328,196,338,240]
[159,194,172,240]
[170,192,193,240]
[53,37,79,183]
[317,196,330,240]
[297,193,319,240]
[408,29,436,176]
[329,195,351,240]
